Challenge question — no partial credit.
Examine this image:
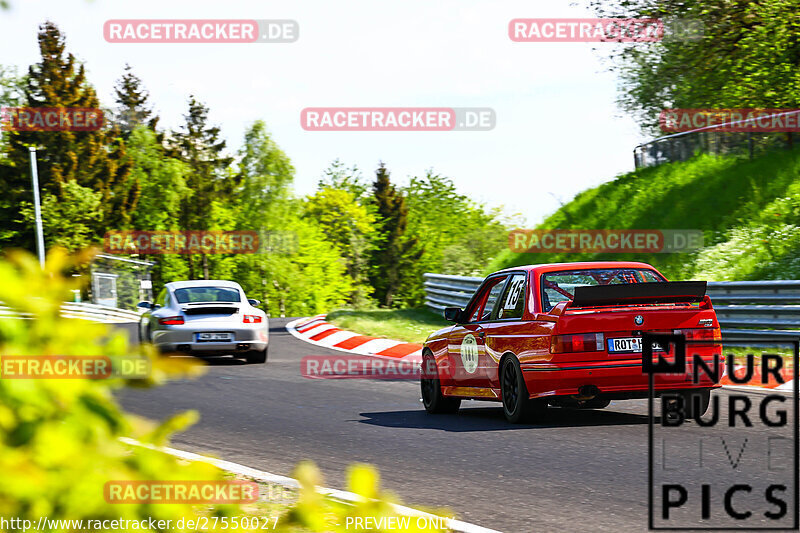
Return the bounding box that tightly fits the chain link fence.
[634,110,799,169]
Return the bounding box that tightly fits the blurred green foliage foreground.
[0,248,446,532]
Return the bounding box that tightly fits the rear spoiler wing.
[179,302,240,311]
[570,281,708,308]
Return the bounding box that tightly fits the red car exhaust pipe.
[576,385,600,400]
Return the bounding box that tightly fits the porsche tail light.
[550,333,604,353]
[243,315,263,324]
[674,327,721,341]
[158,316,184,325]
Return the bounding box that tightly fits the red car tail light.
[674,327,722,341]
[158,316,184,325]
[699,295,714,309]
[550,333,604,353]
[243,315,262,324]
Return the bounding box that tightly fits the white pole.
[28,146,45,268]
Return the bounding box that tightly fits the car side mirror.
[248,298,261,306]
[137,301,153,309]
[444,307,463,323]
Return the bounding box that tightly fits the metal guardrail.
[0,302,141,323]
[423,273,800,340]
[633,110,799,169]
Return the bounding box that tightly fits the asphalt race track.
[116,319,797,532]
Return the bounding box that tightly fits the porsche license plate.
[196,332,232,342]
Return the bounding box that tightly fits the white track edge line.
[119,437,502,533]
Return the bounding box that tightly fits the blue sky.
[0,0,652,225]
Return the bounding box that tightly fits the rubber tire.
[245,346,268,364]
[580,398,611,409]
[501,357,547,423]
[681,389,711,419]
[420,353,461,414]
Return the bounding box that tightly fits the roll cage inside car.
[541,268,666,312]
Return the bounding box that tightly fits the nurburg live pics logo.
[644,334,799,530]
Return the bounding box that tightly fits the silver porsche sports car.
[137,280,269,364]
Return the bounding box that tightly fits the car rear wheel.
[420,353,460,414]
[681,389,711,419]
[245,346,268,364]
[580,398,611,409]
[501,357,546,423]
[662,389,711,422]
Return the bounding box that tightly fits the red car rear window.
[541,268,665,312]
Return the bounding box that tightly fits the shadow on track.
[358,405,650,432]
[161,354,250,366]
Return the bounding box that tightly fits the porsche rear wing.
[569,281,708,308]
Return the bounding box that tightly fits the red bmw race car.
[420,261,722,423]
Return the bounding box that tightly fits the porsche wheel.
[245,346,268,364]
[420,352,460,414]
[501,357,546,423]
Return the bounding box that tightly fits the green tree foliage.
[304,187,377,305]
[0,248,237,531]
[232,212,352,317]
[113,64,160,136]
[0,22,137,246]
[0,65,27,235]
[492,148,800,281]
[0,65,24,109]
[125,126,191,292]
[18,179,101,252]
[318,159,372,202]
[400,172,508,305]
[168,96,235,279]
[0,22,514,317]
[592,0,800,132]
[128,126,189,231]
[236,120,294,224]
[0,249,441,531]
[231,123,352,316]
[286,461,446,532]
[369,163,421,308]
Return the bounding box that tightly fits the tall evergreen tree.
[113,64,159,137]
[168,96,234,279]
[369,162,421,307]
[0,21,136,249]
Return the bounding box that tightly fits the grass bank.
[490,148,800,281]
[326,307,448,344]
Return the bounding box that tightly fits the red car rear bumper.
[520,355,720,399]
